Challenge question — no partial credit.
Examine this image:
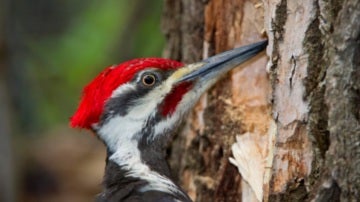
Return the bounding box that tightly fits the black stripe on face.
[102,85,151,118]
[99,69,175,127]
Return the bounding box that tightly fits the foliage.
[20,0,165,131]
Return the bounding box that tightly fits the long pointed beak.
[169,40,267,86]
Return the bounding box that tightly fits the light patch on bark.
[229,132,266,202]
[242,180,260,202]
[264,0,316,193]
[229,119,276,202]
[165,0,269,201]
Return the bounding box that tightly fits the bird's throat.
[96,106,192,201]
[99,137,191,201]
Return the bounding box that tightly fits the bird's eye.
[141,74,156,86]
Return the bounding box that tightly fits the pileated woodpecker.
[71,40,267,202]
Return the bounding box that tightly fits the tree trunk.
[162,0,360,202]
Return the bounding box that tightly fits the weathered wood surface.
[162,0,360,201]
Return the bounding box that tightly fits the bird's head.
[70,41,267,153]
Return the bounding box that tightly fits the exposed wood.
[163,0,269,201]
[266,0,360,201]
[266,0,316,199]
[162,0,359,201]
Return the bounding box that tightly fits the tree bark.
[162,0,359,201]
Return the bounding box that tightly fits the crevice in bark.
[310,172,341,202]
[303,2,330,192]
[349,39,360,122]
[269,179,308,202]
[321,1,360,200]
[197,78,244,201]
[269,0,287,104]
[214,161,242,202]
[161,0,360,201]
[272,0,287,42]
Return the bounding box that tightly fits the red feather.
[70,58,184,129]
[160,82,193,116]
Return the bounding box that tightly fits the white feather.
[98,71,216,198]
[99,115,186,197]
[99,82,187,197]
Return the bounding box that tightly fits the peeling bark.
[162,0,360,201]
[266,0,316,198]
[164,1,268,201]
[266,0,360,201]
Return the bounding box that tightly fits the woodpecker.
[70,40,267,202]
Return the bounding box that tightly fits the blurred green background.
[0,0,165,201]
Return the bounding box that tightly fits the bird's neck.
[97,129,191,202]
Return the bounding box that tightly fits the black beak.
[177,40,268,83]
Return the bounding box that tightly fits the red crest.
[70,58,184,129]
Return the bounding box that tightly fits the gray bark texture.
[319,1,360,201]
[162,0,360,201]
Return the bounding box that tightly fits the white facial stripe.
[98,115,143,151]
[100,81,187,197]
[110,152,183,197]
[98,67,216,199]
[130,86,167,119]
[110,78,173,120]
[103,67,219,144]
[111,83,136,98]
[100,115,185,197]
[101,79,173,148]
[151,78,211,140]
